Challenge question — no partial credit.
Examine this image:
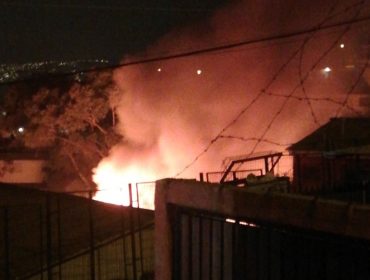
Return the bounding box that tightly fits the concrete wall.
[0,159,47,184]
[155,178,370,280]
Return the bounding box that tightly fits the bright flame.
[91,144,169,209]
[93,160,156,209]
[93,161,136,206]
[90,0,360,209]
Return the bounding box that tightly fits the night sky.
[2,0,370,183]
[0,0,230,64]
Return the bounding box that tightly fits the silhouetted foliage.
[0,70,122,192]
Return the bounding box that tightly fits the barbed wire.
[245,0,366,154]
[1,1,370,180]
[174,0,369,177]
[298,0,365,124]
[218,135,293,147]
[266,93,364,116]
[334,51,370,117]
[296,0,339,127]
[2,13,370,87]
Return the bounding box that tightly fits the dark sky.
[0,0,230,64]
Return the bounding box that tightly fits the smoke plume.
[93,0,370,190]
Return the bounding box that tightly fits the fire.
[89,0,362,210]
[92,159,156,209]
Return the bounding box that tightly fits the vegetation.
[0,70,122,192]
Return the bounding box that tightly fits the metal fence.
[0,185,155,280]
[205,154,294,184]
[171,205,370,280]
[205,169,264,183]
[136,182,156,210]
[93,182,156,210]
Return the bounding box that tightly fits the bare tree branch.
[68,153,93,190]
[55,136,106,158]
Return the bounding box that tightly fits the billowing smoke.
[93,0,370,194]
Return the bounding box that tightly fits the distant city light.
[340,44,344,48]
[324,67,331,72]
[2,111,6,116]
[226,218,236,223]
[18,127,24,133]
[197,70,201,75]
[0,60,112,83]
[157,68,161,72]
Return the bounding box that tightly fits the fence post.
[39,205,44,280]
[88,191,96,280]
[4,208,10,280]
[121,188,129,280]
[128,184,138,280]
[188,215,193,279]
[136,183,144,274]
[199,216,203,280]
[200,173,204,182]
[171,206,182,280]
[264,157,269,175]
[57,196,62,280]
[220,221,224,280]
[46,194,52,280]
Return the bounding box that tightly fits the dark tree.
[0,70,122,192]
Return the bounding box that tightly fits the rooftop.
[288,118,370,153]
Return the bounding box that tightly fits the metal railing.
[205,169,263,183]
[205,154,294,184]
[93,182,156,210]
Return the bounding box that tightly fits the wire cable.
[2,14,370,86]
[174,0,369,177]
